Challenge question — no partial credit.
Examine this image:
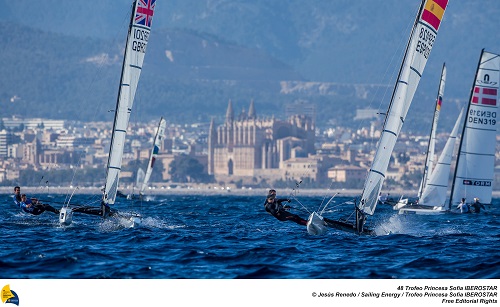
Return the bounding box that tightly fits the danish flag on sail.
[472,87,498,106]
[135,0,156,28]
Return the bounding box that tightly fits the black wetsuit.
[13,195,59,215]
[470,202,485,213]
[30,203,59,215]
[264,198,307,226]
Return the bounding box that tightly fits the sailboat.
[136,117,166,199]
[419,63,446,199]
[306,0,449,235]
[448,50,499,208]
[398,50,499,214]
[393,62,451,213]
[59,0,157,226]
[396,107,464,214]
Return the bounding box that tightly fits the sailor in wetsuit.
[470,198,486,213]
[16,193,59,215]
[264,189,307,226]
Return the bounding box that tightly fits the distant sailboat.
[397,108,464,214]
[122,117,166,200]
[138,117,166,198]
[59,0,157,226]
[419,63,446,199]
[307,0,449,235]
[394,62,453,213]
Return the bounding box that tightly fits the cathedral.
[208,100,317,185]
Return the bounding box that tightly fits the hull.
[398,206,447,215]
[323,217,375,236]
[307,212,327,236]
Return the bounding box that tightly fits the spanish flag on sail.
[421,0,448,31]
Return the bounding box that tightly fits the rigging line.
[317,180,336,212]
[320,192,340,216]
[287,180,302,202]
[289,193,311,214]
[356,2,419,153]
[32,177,48,201]
[63,8,132,201]
[66,186,79,208]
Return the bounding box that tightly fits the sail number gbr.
[415,27,436,59]
[132,29,149,53]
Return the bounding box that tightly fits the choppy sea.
[1,193,499,279]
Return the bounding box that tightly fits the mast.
[418,63,446,199]
[359,0,448,217]
[103,0,156,206]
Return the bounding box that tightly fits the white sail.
[360,0,449,215]
[103,0,157,206]
[140,117,167,195]
[419,108,464,207]
[450,50,499,206]
[418,63,446,198]
[136,168,146,187]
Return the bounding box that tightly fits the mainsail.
[418,63,446,198]
[140,117,167,195]
[449,50,499,206]
[359,0,449,216]
[103,0,157,206]
[419,108,464,207]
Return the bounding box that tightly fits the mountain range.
[1,0,499,134]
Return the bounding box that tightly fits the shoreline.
[2,186,499,198]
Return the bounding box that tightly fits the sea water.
[1,194,499,279]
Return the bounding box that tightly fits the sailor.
[470,198,485,213]
[457,198,470,214]
[264,189,307,226]
[18,193,59,215]
[13,186,22,205]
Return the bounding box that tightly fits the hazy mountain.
[1,0,499,133]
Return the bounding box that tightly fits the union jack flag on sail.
[135,0,156,28]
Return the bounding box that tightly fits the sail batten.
[360,0,448,216]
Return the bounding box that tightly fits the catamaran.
[448,50,499,208]
[59,0,157,226]
[397,50,499,214]
[137,117,166,199]
[118,117,166,200]
[396,107,464,214]
[306,0,449,235]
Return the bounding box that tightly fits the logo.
[463,180,491,187]
[477,74,498,86]
[1,285,19,306]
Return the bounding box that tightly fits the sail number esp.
[132,28,149,53]
[415,27,435,59]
